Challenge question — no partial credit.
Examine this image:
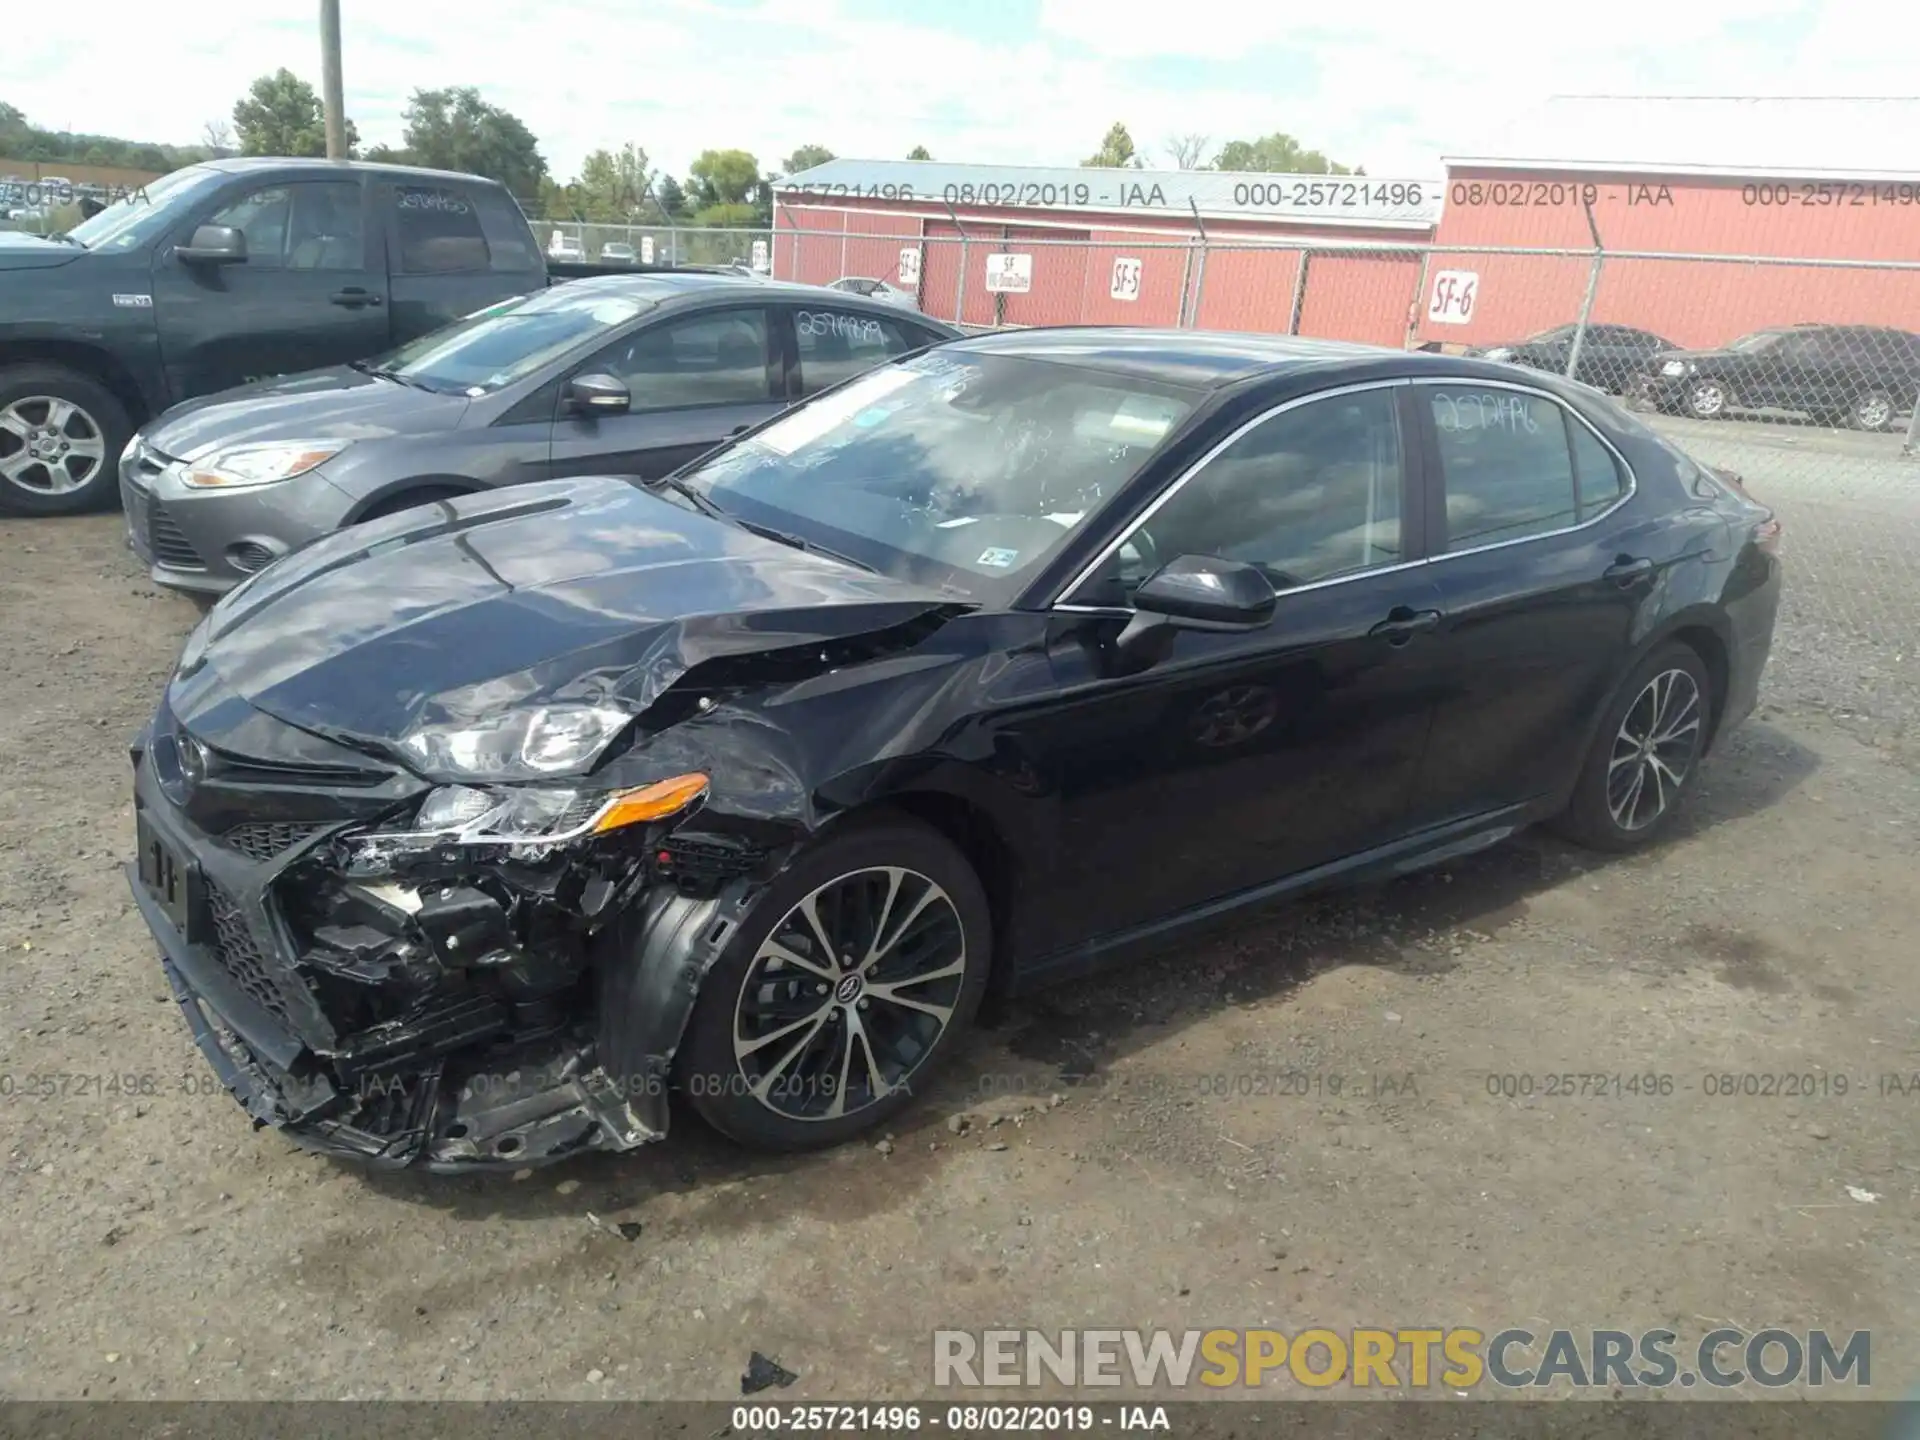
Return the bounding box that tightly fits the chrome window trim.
[1052,378,1415,606]
[1049,372,1641,612]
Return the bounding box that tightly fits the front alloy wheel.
[0,395,107,500]
[671,816,991,1150]
[1850,390,1895,432]
[733,866,967,1122]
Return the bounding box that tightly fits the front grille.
[220,821,327,864]
[122,478,153,559]
[228,541,275,574]
[147,501,206,571]
[206,882,307,1028]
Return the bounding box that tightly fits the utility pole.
[320,0,348,160]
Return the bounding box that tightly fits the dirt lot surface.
[2,428,1917,1404]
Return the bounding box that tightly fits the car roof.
[551,269,953,313]
[195,155,513,189]
[948,328,1415,389]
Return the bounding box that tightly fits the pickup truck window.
[64,164,228,252]
[376,286,659,394]
[205,182,364,270]
[390,185,493,275]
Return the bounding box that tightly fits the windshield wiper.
[727,514,876,573]
[646,472,729,519]
[349,359,437,391]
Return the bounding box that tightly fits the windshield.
[678,351,1199,599]
[372,285,658,394]
[64,164,230,251]
[1727,329,1791,352]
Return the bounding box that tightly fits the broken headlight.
[399,704,635,782]
[343,774,709,873]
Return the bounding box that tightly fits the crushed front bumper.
[126,731,669,1172]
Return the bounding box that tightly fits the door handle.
[1369,606,1443,644]
[329,288,383,308]
[1604,556,1655,586]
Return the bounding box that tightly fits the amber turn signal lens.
[591,773,709,834]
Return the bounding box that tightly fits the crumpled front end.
[126,691,772,1171]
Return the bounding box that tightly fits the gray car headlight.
[399,704,635,781]
[182,440,351,490]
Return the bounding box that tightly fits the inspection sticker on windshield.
[976,547,1020,568]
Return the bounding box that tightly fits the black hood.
[174,477,964,767]
[144,365,471,462]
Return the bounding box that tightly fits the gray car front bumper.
[120,436,359,595]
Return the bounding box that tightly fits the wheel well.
[1668,623,1730,750]
[876,791,1019,989]
[354,481,476,522]
[0,341,151,427]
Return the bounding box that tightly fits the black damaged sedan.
[128,330,1782,1168]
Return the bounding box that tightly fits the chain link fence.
[535,219,770,269]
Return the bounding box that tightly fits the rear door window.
[388,184,492,274]
[793,308,932,396]
[1428,389,1583,551]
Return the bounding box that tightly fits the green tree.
[0,102,32,155]
[654,174,688,218]
[692,201,759,228]
[906,144,932,161]
[687,148,761,208]
[781,144,834,176]
[573,143,652,221]
[399,86,548,197]
[1211,132,1355,175]
[232,69,358,158]
[1082,122,1143,169]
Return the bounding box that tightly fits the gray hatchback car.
[120,272,958,594]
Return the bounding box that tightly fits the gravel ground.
[1,429,1917,1404]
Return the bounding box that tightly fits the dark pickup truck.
[0,156,627,515]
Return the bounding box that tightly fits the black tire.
[0,362,132,516]
[355,484,471,523]
[1553,641,1713,853]
[1847,389,1896,432]
[671,814,991,1152]
[1684,376,1732,421]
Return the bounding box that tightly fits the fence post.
[1186,200,1211,331]
[1565,200,1605,383]
[945,201,970,326]
[1176,242,1194,328]
[1902,390,1920,459]
[1406,250,1432,350]
[1287,251,1311,335]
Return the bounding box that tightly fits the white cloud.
[3,0,1910,186]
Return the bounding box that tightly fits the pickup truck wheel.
[0,364,131,516]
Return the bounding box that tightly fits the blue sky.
[4,0,1893,184]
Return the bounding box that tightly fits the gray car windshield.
[64,165,231,251]
[1727,329,1790,352]
[375,287,660,394]
[678,352,1199,598]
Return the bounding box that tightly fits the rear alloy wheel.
[672,817,990,1150]
[1848,390,1896,432]
[1685,378,1730,420]
[0,364,131,515]
[1554,642,1712,852]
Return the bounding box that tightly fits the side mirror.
[1109,555,1276,674]
[565,372,630,416]
[176,224,248,265]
